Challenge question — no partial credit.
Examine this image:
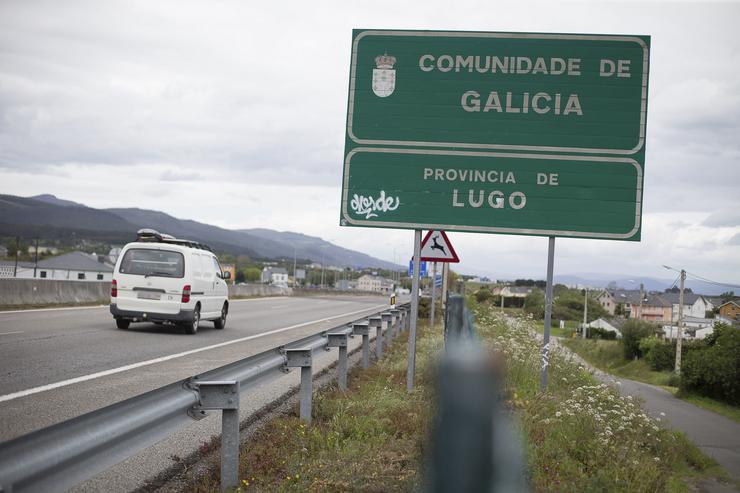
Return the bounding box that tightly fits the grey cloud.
[729,233,740,245]
[703,210,740,228]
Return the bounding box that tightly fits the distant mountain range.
[0,194,400,270]
[553,274,732,297]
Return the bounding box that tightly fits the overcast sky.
[1,1,738,285]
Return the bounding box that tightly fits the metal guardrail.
[0,304,410,493]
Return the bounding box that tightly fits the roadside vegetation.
[177,297,727,492]
[474,284,740,423]
[472,306,726,492]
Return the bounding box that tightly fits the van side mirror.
[222,271,231,280]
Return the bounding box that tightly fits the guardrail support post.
[369,316,382,359]
[191,380,240,492]
[381,312,392,348]
[328,332,350,391]
[285,349,313,423]
[353,322,371,369]
[391,309,400,338]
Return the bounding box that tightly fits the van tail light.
[111,279,117,298]
[181,285,191,303]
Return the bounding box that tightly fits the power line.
[684,271,740,289]
[662,265,740,290]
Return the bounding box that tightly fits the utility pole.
[33,238,39,278]
[13,236,19,277]
[675,269,686,374]
[638,283,644,320]
[292,247,297,287]
[582,287,588,339]
[320,251,325,289]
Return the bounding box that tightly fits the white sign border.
[347,30,649,156]
[341,147,643,240]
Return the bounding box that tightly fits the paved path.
[554,337,740,491]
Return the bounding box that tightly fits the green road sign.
[341,30,650,240]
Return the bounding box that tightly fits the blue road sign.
[409,259,427,277]
[434,274,443,288]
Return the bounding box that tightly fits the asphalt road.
[0,295,393,443]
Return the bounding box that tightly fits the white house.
[587,317,626,338]
[661,316,717,340]
[0,252,113,281]
[661,292,713,320]
[261,267,289,285]
[36,251,114,281]
[357,274,393,293]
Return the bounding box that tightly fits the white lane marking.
[0,304,386,404]
[0,331,24,336]
[0,305,109,315]
[229,296,288,303]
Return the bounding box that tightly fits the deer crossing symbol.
[430,235,447,256]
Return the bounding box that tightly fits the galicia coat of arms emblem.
[372,54,396,97]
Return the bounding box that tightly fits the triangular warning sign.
[420,230,459,263]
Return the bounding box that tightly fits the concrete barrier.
[0,279,110,307]
[0,280,293,308]
[228,284,291,297]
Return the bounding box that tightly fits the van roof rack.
[135,229,213,252]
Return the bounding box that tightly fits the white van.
[110,229,230,334]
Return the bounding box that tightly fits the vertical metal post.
[582,287,588,339]
[430,262,437,328]
[362,333,369,368]
[221,408,239,490]
[371,317,383,359]
[13,236,19,277]
[338,345,348,391]
[675,269,686,374]
[540,236,556,391]
[382,312,392,348]
[407,229,422,392]
[300,366,312,423]
[441,262,449,319]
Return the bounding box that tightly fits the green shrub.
[620,320,654,360]
[418,296,431,318]
[639,337,676,371]
[679,324,740,405]
[523,289,544,319]
[589,327,617,340]
[474,287,493,304]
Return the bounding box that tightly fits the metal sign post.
[540,237,556,390]
[441,262,449,318]
[407,229,422,392]
[430,262,437,328]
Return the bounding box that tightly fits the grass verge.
[561,337,740,424]
[183,321,441,492]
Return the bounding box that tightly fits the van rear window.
[119,249,184,278]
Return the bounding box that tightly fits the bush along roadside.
[181,321,442,492]
[472,307,724,492]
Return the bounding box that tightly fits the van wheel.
[184,306,200,335]
[214,303,228,330]
[116,319,130,330]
